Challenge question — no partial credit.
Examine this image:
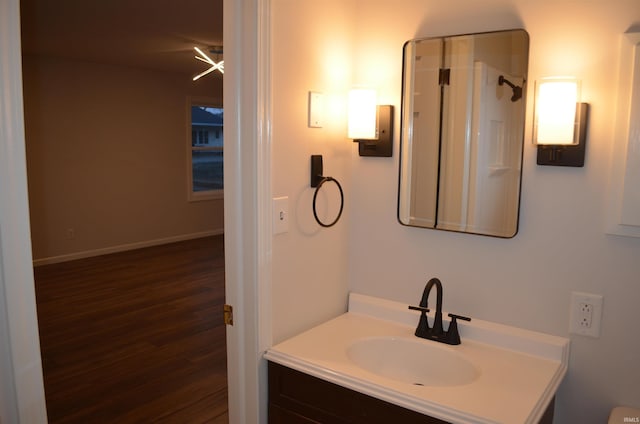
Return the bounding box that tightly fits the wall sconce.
[348,89,393,157]
[534,77,589,167]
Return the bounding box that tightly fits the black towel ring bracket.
[310,155,344,228]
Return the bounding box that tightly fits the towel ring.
[312,177,344,228]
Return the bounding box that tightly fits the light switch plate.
[273,196,289,235]
[308,92,323,128]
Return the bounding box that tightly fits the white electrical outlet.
[578,302,593,328]
[570,292,603,337]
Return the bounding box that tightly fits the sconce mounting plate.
[537,103,589,167]
[356,105,393,157]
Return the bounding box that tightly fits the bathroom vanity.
[264,293,569,423]
[268,362,554,423]
[269,361,453,423]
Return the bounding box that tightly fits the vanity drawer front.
[268,361,448,424]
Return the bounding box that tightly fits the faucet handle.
[409,305,431,338]
[444,313,471,345]
[448,313,471,322]
[408,305,430,313]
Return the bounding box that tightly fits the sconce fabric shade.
[348,89,377,140]
[534,78,581,145]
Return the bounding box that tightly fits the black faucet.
[408,277,471,345]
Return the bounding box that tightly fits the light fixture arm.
[193,46,224,80]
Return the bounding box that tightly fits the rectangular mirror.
[398,29,529,238]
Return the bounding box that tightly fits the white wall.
[22,55,224,262]
[347,0,640,423]
[271,0,640,422]
[270,0,357,343]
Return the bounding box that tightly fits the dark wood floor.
[33,235,228,423]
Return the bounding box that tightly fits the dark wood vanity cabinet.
[268,361,447,423]
[268,361,555,424]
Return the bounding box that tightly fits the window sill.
[189,190,224,202]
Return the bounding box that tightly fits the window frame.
[187,97,224,202]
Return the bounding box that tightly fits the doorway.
[20,0,228,421]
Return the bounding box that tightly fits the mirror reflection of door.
[467,64,523,236]
[438,35,475,232]
[402,38,442,228]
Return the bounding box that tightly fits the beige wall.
[270,0,640,422]
[23,55,224,262]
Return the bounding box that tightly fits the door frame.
[0,0,48,421]
[223,0,272,422]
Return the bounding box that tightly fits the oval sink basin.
[346,337,480,387]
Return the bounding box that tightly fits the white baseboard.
[32,229,224,266]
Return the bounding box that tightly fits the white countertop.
[264,292,569,424]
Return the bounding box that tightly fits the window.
[188,100,223,200]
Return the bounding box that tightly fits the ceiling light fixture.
[193,46,224,80]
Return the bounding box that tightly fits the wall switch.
[273,196,289,235]
[308,92,323,128]
[570,291,603,337]
[66,228,75,240]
